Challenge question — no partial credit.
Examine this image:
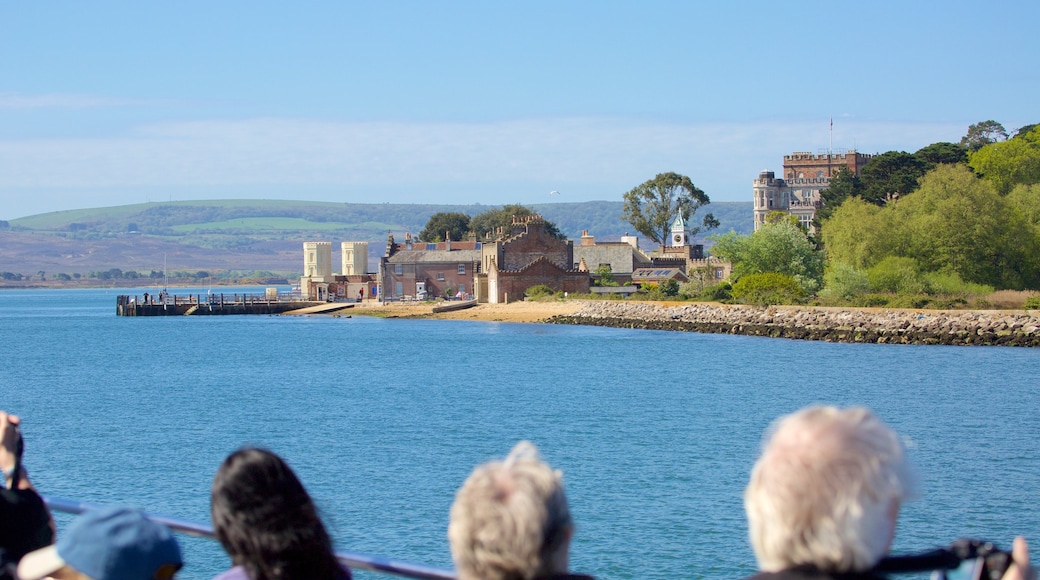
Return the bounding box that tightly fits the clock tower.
[669,214,689,248]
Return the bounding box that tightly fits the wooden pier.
[116,291,323,316]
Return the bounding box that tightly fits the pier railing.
[116,292,322,317]
[43,495,456,580]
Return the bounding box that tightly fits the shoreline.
[353,299,1040,347]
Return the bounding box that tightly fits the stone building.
[572,231,652,283]
[753,150,872,232]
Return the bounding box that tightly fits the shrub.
[701,282,732,302]
[852,294,892,307]
[659,279,680,297]
[730,273,805,306]
[524,284,556,299]
[867,257,927,294]
[1025,295,1040,309]
[820,262,870,301]
[921,271,994,295]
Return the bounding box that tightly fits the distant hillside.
[1,200,752,276]
[9,199,752,240]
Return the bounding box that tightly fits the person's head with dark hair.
[211,448,348,580]
[1,410,54,579]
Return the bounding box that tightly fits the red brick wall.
[493,259,590,300]
[501,226,571,271]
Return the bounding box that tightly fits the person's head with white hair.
[744,406,914,575]
[448,441,589,580]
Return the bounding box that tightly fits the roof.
[386,249,481,264]
[631,267,689,282]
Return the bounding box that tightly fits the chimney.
[580,230,594,246]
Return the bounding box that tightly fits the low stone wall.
[545,302,1040,347]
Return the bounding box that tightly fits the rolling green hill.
[1,200,752,278]
[9,199,752,242]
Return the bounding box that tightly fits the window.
[817,171,824,178]
[437,272,445,281]
[394,282,403,295]
[715,268,724,279]
[394,264,403,275]
[458,264,466,274]
[458,283,465,293]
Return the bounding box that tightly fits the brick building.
[476,215,590,303]
[753,150,872,232]
[380,233,481,301]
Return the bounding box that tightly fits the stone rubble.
[545,302,1040,347]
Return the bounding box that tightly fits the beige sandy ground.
[351,299,586,323]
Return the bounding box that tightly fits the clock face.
[674,234,683,243]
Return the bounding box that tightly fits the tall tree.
[710,221,824,293]
[621,172,716,247]
[960,120,1008,151]
[968,126,1040,195]
[418,212,471,242]
[914,142,968,166]
[859,151,929,205]
[470,204,565,240]
[816,166,861,224]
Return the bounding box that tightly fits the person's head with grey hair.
[744,406,915,575]
[449,441,589,580]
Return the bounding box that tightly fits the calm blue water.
[2,288,1038,579]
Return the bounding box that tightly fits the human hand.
[1,411,21,486]
[1003,537,1037,580]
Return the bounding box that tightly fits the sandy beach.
[354,299,585,323]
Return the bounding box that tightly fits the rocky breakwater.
[545,302,1040,347]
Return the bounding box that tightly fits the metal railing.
[43,496,455,580]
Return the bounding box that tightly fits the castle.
[753,150,872,232]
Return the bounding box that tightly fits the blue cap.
[18,506,182,580]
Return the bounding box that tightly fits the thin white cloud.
[0,92,173,109]
[0,116,968,217]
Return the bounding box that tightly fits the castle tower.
[303,242,332,278]
[753,170,785,231]
[341,242,368,275]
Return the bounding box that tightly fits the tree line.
[709,120,1040,306]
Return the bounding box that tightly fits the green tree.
[710,221,824,294]
[593,264,616,286]
[820,263,870,301]
[685,263,717,295]
[1006,183,1040,227]
[816,166,861,223]
[419,212,472,242]
[1014,124,1038,139]
[659,279,680,297]
[859,151,929,205]
[968,127,1040,195]
[621,172,716,247]
[765,211,801,229]
[470,204,564,240]
[820,197,891,269]
[896,164,1037,289]
[914,142,968,166]
[960,120,1008,151]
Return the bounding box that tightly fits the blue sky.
[1,1,1037,220]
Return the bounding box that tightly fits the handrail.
[43,496,456,580]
